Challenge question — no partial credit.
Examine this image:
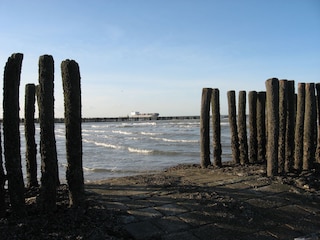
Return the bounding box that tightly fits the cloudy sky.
[0,0,319,117]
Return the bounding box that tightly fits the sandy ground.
[0,163,319,239]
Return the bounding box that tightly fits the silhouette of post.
[316,83,320,164]
[25,83,38,188]
[3,53,25,216]
[278,80,287,174]
[238,91,248,165]
[257,91,266,163]
[285,80,295,172]
[0,124,4,217]
[294,83,305,172]
[211,88,222,167]
[61,59,85,208]
[303,83,316,171]
[265,78,279,177]
[200,88,212,168]
[248,91,257,163]
[227,91,240,164]
[37,55,59,212]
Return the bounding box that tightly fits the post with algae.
[238,91,248,165]
[294,83,305,172]
[285,80,295,172]
[212,88,222,167]
[37,55,59,211]
[3,53,25,216]
[257,91,266,163]
[25,83,38,188]
[200,88,212,168]
[278,80,287,174]
[248,91,257,163]
[303,83,316,171]
[61,59,85,208]
[265,78,279,177]
[227,91,240,164]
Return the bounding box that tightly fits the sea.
[19,118,232,183]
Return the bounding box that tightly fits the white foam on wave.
[141,131,159,136]
[112,130,132,135]
[150,137,198,143]
[128,147,153,154]
[83,139,122,149]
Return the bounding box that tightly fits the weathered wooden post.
[303,83,316,171]
[37,55,59,211]
[278,80,287,174]
[257,91,266,163]
[285,80,295,172]
[294,83,305,172]
[200,88,212,168]
[248,91,257,163]
[61,59,85,208]
[316,83,320,163]
[265,78,279,177]
[25,83,38,188]
[211,88,222,167]
[227,91,240,164]
[3,53,25,216]
[0,126,5,217]
[238,91,248,165]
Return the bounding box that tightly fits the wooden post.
[0,124,5,217]
[238,91,248,165]
[316,83,320,164]
[200,88,212,168]
[61,59,85,208]
[278,80,287,174]
[227,91,240,164]
[248,91,257,163]
[25,84,38,188]
[211,88,222,167]
[37,55,59,212]
[265,78,279,177]
[285,80,295,172]
[294,83,305,172]
[257,91,266,163]
[303,83,316,171]
[3,53,25,216]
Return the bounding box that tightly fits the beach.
[1,163,319,239]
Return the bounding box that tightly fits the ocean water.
[19,118,232,183]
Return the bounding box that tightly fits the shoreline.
[1,163,319,239]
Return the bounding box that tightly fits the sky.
[0,0,319,118]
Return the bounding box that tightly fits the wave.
[150,137,198,143]
[128,147,153,154]
[83,139,123,150]
[141,131,160,136]
[112,130,132,135]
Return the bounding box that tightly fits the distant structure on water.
[129,111,159,120]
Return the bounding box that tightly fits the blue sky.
[0,0,319,117]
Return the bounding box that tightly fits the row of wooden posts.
[200,78,320,176]
[0,53,84,217]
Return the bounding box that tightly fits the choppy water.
[19,118,232,183]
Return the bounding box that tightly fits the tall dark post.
[278,80,287,174]
[211,88,222,167]
[238,91,248,165]
[37,55,59,211]
[227,91,240,164]
[200,88,212,168]
[248,91,257,163]
[25,84,38,188]
[265,78,279,177]
[61,59,85,208]
[257,92,266,163]
[316,83,320,164]
[303,83,316,171]
[0,125,5,217]
[294,83,305,172]
[3,53,25,216]
[285,80,295,172]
